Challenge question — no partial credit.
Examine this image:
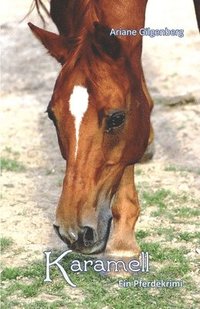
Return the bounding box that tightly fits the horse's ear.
[28,23,68,65]
[92,22,121,60]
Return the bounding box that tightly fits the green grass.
[135,167,143,175]
[1,179,199,308]
[1,244,198,309]
[178,231,200,242]
[173,207,200,218]
[0,237,14,252]
[164,165,179,172]
[140,242,189,265]
[156,227,175,241]
[1,157,26,172]
[164,164,200,175]
[136,230,149,240]
[142,189,170,208]
[153,227,200,244]
[140,188,200,220]
[4,146,20,157]
[1,147,25,172]
[23,300,70,309]
[142,189,171,217]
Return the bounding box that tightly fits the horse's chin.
[70,240,105,255]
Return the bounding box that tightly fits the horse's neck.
[51,0,99,36]
[51,0,147,47]
[100,0,147,56]
[51,0,146,74]
[98,0,148,96]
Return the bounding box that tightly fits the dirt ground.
[1,0,200,270]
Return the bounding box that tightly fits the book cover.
[1,0,199,308]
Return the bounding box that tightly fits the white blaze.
[69,85,89,158]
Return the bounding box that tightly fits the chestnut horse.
[28,0,199,257]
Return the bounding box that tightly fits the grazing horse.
[28,0,199,257]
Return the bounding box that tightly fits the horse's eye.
[105,111,125,133]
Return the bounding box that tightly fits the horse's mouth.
[70,238,107,254]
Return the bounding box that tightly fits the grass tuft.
[173,207,200,218]
[0,237,14,252]
[142,189,171,209]
[178,231,200,242]
[1,157,26,172]
[136,230,149,240]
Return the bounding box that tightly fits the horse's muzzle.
[54,198,113,254]
[53,218,112,254]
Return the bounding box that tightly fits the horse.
[28,0,199,258]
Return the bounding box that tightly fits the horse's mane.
[61,0,100,73]
[30,0,100,32]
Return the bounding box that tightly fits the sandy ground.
[1,0,200,267]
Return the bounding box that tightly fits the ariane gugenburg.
[110,27,184,38]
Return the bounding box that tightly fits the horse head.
[29,22,150,254]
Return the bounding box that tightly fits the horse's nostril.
[83,227,95,247]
